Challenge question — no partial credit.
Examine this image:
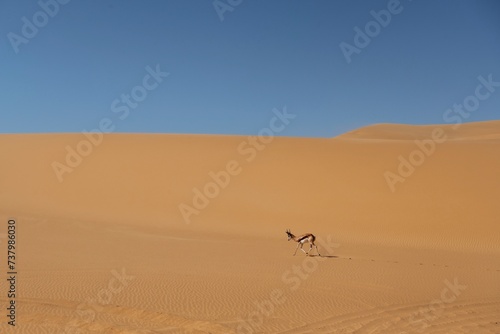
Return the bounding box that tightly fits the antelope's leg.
[307,242,313,255]
[300,243,307,255]
[315,243,321,256]
[293,243,300,256]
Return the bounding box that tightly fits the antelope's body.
[285,229,321,256]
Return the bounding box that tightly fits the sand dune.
[339,120,500,141]
[0,121,499,333]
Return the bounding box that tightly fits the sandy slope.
[0,121,499,333]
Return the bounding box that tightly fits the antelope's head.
[286,229,293,241]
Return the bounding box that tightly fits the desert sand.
[0,120,499,333]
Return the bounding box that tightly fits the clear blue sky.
[1,0,499,137]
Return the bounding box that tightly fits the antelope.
[285,229,321,256]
